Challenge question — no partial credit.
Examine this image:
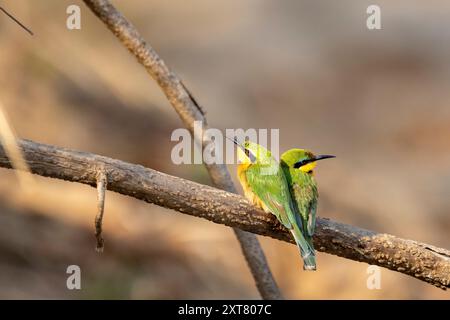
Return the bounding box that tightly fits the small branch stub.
[95,168,107,252]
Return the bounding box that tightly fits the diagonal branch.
[0,6,34,36]
[82,0,282,299]
[0,139,449,290]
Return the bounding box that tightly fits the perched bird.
[232,139,317,270]
[280,149,335,269]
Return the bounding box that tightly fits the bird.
[232,138,318,270]
[280,149,335,270]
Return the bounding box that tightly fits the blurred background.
[0,0,449,299]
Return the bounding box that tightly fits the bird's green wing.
[245,163,296,229]
[291,173,318,237]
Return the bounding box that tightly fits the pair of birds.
[233,139,334,270]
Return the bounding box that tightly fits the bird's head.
[281,148,335,174]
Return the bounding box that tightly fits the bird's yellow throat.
[299,161,317,173]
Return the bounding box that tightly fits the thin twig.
[95,168,107,252]
[82,0,282,299]
[0,103,35,192]
[0,6,33,36]
[0,139,449,290]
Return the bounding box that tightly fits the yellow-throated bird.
[233,139,318,270]
[280,149,335,269]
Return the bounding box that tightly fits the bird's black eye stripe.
[294,160,306,168]
[294,158,315,169]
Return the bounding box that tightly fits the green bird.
[280,149,335,269]
[233,139,319,270]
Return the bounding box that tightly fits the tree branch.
[82,0,282,299]
[0,139,449,290]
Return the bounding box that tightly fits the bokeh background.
[0,0,449,299]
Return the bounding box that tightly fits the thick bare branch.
[82,0,282,299]
[0,139,449,290]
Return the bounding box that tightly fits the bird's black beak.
[314,155,336,161]
[226,135,242,148]
[226,136,256,163]
[294,154,335,168]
